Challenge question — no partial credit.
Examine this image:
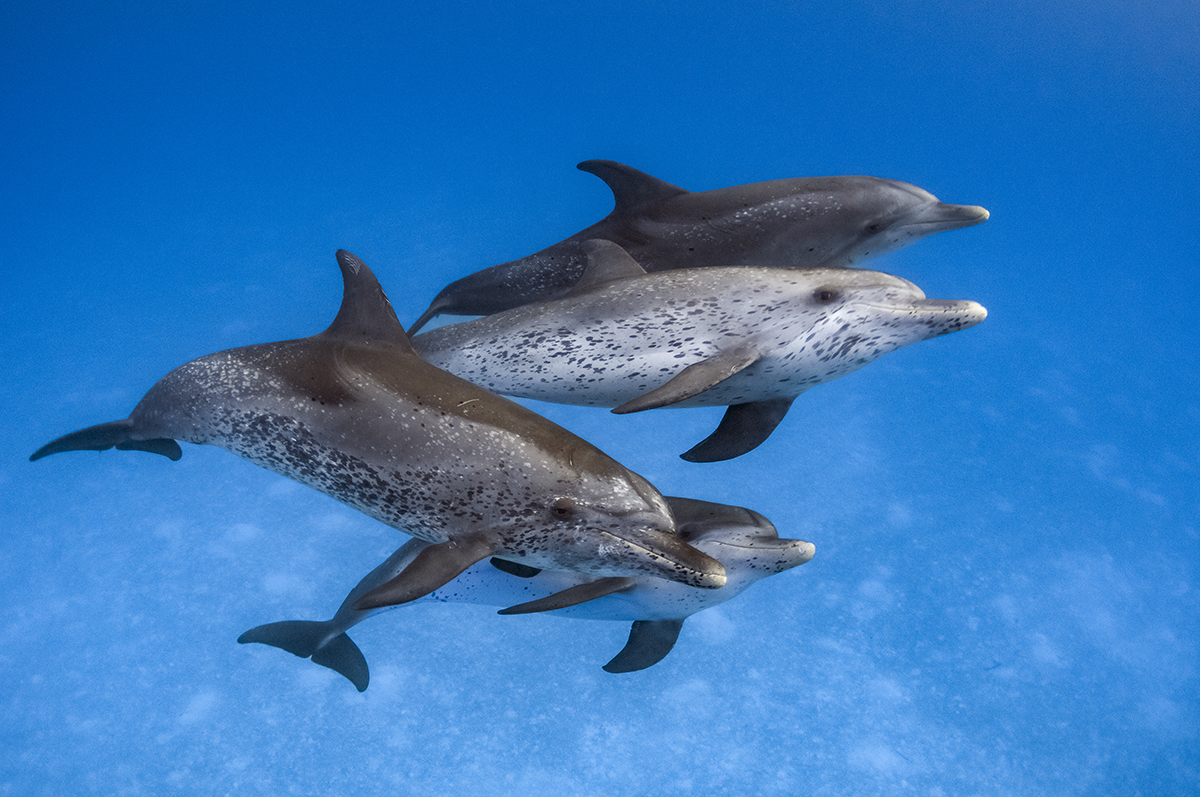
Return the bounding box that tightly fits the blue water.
[4,3,1197,795]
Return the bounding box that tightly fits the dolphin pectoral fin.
[237,621,370,692]
[489,558,543,578]
[681,397,795,462]
[565,240,648,294]
[612,347,762,414]
[603,619,686,673]
[29,419,182,462]
[353,537,496,610]
[497,577,637,615]
[577,160,689,212]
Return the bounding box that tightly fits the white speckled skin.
[410,160,990,330]
[33,251,726,595]
[238,497,815,685]
[413,265,987,410]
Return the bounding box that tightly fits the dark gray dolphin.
[408,159,989,332]
[31,250,727,610]
[413,241,988,461]
[239,496,815,689]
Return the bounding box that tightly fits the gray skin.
[30,250,727,610]
[408,159,989,332]
[413,240,988,462]
[239,496,816,690]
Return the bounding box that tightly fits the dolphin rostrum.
[31,250,727,609]
[408,159,989,332]
[239,496,815,689]
[413,240,988,462]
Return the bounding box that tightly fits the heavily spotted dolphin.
[408,159,989,332]
[30,250,727,608]
[414,241,987,461]
[239,496,815,689]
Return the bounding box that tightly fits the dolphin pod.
[413,240,988,461]
[408,159,989,332]
[31,251,729,609]
[238,496,815,690]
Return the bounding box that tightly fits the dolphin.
[239,496,815,689]
[30,250,727,609]
[408,159,989,332]
[413,240,987,462]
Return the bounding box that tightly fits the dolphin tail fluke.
[238,621,370,692]
[603,619,685,673]
[681,397,795,462]
[29,419,182,462]
[497,577,636,615]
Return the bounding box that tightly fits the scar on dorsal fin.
[354,536,497,610]
[603,619,686,673]
[489,558,542,578]
[321,250,415,351]
[681,397,795,462]
[577,160,689,214]
[496,577,636,615]
[29,419,182,462]
[565,240,648,295]
[612,345,762,414]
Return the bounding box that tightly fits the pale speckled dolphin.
[30,250,727,609]
[239,496,815,689]
[414,241,987,462]
[408,159,989,332]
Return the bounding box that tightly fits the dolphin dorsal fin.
[566,240,648,295]
[577,160,689,213]
[321,250,414,351]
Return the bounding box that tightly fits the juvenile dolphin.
[31,250,727,608]
[414,241,987,461]
[239,496,815,689]
[408,159,989,331]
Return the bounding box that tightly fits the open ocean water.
[3,2,1197,795]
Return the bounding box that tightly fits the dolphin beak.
[912,299,988,335]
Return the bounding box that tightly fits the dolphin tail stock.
[611,345,763,415]
[29,419,182,462]
[603,619,686,673]
[238,621,370,692]
[497,577,637,615]
[681,397,796,462]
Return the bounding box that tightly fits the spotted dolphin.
[239,496,815,689]
[408,159,989,332]
[30,250,727,610]
[413,240,987,462]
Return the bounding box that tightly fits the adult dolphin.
[239,496,815,690]
[408,159,989,332]
[414,241,987,461]
[31,250,726,610]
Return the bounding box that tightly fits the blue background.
[3,2,1197,794]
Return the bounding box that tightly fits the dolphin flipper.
[497,577,636,615]
[353,536,498,610]
[611,346,762,415]
[238,621,369,692]
[29,419,182,461]
[603,619,686,673]
[490,558,542,578]
[681,397,795,462]
[565,240,648,294]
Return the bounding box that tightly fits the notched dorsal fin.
[29,419,182,462]
[681,397,795,462]
[566,240,648,295]
[577,160,689,214]
[321,250,414,350]
[612,345,763,414]
[497,577,636,615]
[603,619,685,673]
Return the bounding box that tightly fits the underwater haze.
[3,2,1197,795]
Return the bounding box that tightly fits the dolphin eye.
[549,497,577,520]
[812,287,841,304]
